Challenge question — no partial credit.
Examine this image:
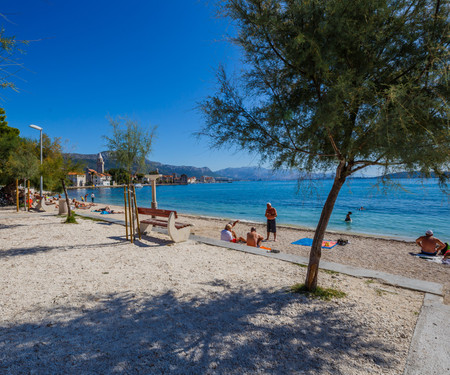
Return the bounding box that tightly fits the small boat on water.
[134,183,143,188]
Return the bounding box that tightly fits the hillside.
[65,152,219,179]
[66,152,331,180]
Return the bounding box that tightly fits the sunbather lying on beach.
[415,230,446,256]
[220,220,246,243]
[72,199,95,209]
[93,206,123,214]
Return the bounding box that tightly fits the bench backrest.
[137,207,178,219]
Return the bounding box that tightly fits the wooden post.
[133,185,141,240]
[127,184,133,243]
[130,188,135,240]
[123,186,129,240]
[27,180,30,211]
[23,178,26,211]
[16,179,19,212]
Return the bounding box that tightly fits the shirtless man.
[265,202,277,241]
[415,230,446,256]
[247,227,264,248]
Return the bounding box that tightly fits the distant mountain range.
[65,152,448,181]
[65,152,312,180]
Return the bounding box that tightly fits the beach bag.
[337,238,348,246]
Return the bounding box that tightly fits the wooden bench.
[137,207,192,243]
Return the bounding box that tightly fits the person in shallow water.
[345,211,352,222]
[415,230,446,256]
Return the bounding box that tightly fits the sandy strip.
[1,212,422,374]
[80,203,450,289]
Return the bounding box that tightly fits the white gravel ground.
[0,213,422,374]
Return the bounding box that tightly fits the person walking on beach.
[220,220,246,243]
[416,230,446,256]
[265,202,277,241]
[91,192,95,203]
[247,227,264,248]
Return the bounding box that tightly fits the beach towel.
[409,252,446,264]
[291,238,338,249]
[260,246,271,250]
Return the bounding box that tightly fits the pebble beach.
[0,208,427,374]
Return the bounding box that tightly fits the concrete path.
[3,210,449,374]
[403,294,450,375]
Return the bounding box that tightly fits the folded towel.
[291,238,337,249]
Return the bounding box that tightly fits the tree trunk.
[61,179,71,218]
[305,162,347,290]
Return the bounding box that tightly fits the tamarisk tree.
[103,116,157,179]
[199,0,449,290]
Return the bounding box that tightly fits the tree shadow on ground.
[1,286,399,374]
[0,241,126,258]
[0,223,25,230]
[107,235,171,247]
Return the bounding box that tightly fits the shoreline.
[76,202,450,291]
[179,212,416,242]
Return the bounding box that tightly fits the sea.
[68,178,449,241]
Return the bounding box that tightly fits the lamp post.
[29,124,43,197]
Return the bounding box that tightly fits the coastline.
[81,203,450,290]
[66,179,450,241]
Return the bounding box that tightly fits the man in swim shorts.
[265,202,277,241]
[247,227,264,248]
[220,220,246,243]
[415,230,446,256]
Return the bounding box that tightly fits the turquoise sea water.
[69,179,449,241]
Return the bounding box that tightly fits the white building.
[67,172,86,187]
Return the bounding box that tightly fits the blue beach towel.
[291,238,338,249]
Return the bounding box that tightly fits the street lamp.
[29,124,43,197]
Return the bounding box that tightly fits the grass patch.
[322,269,339,275]
[64,212,78,224]
[365,279,375,284]
[375,288,386,296]
[295,263,307,268]
[290,283,346,301]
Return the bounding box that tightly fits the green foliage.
[5,138,40,181]
[200,0,450,290]
[107,168,130,185]
[200,0,449,184]
[0,108,20,183]
[64,211,78,224]
[0,26,28,92]
[103,116,157,176]
[290,283,346,301]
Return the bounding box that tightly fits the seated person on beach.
[415,230,445,256]
[220,220,246,243]
[246,227,264,248]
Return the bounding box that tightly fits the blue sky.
[1,0,263,171]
